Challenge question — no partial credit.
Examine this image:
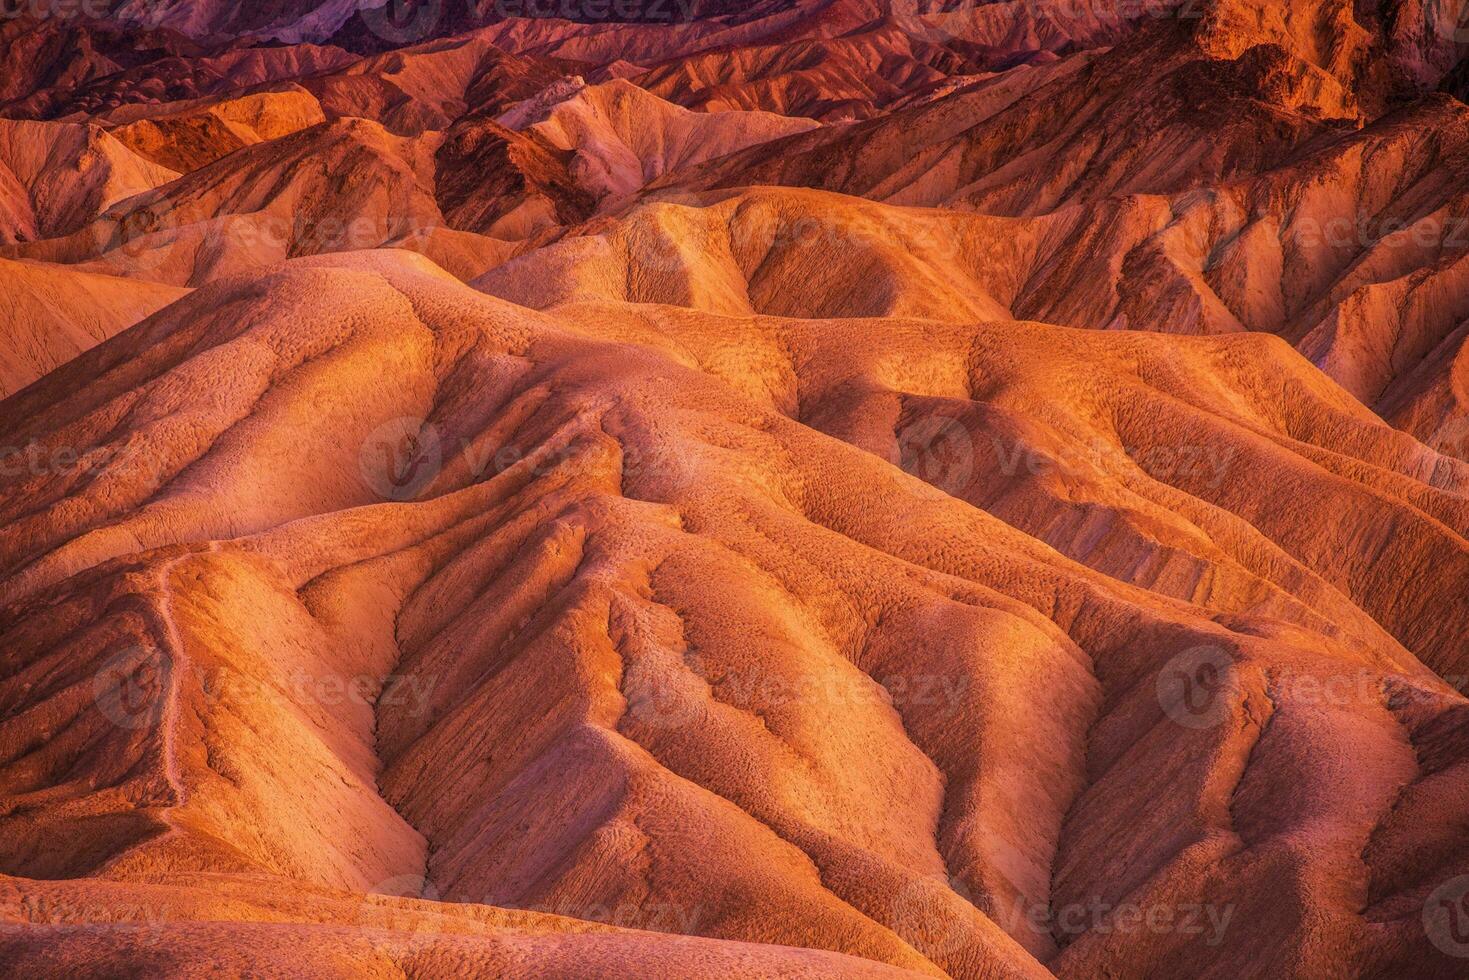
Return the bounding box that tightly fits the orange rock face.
[2,3,1468,978]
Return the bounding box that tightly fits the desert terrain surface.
[1,1,1468,977]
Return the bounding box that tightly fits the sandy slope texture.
[503,78,820,202]
[1,1,1468,976]
[0,118,178,244]
[1,251,1465,978]
[0,117,511,286]
[104,86,329,173]
[0,257,187,397]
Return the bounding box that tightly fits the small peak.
[495,76,590,131]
